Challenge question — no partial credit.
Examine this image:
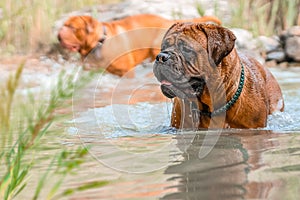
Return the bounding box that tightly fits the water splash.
[266,112,297,131]
[265,90,300,131]
[67,102,175,137]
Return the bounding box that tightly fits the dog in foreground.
[153,23,284,129]
[57,14,221,77]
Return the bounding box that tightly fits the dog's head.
[153,23,236,99]
[57,16,105,57]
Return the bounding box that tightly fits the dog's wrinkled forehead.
[61,16,97,44]
[162,22,236,67]
[63,16,93,32]
[162,22,208,50]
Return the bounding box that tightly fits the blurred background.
[0,0,299,57]
[0,0,119,56]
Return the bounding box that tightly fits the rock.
[280,26,300,42]
[265,60,277,68]
[230,28,264,64]
[278,62,289,68]
[258,35,287,63]
[286,26,300,37]
[231,28,257,50]
[279,26,300,62]
[258,35,281,53]
[262,26,300,63]
[285,36,300,61]
[266,51,285,62]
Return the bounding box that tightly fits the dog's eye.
[180,44,194,56]
[178,39,193,54]
[162,38,173,49]
[177,39,196,63]
[181,46,192,54]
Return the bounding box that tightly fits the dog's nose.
[156,52,170,62]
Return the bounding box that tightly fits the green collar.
[193,62,245,117]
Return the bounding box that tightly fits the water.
[6,62,300,199]
[265,67,300,131]
[59,66,300,199]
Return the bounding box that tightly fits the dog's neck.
[101,22,116,37]
[98,24,107,44]
[82,24,108,60]
[192,54,245,118]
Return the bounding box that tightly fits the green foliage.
[0,63,106,199]
[195,0,299,36]
[228,0,300,36]
[58,180,110,197]
[195,2,205,17]
[0,61,24,133]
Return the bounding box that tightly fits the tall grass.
[0,63,106,199]
[0,0,298,55]
[229,0,299,36]
[0,0,119,55]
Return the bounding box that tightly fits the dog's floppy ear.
[198,24,236,67]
